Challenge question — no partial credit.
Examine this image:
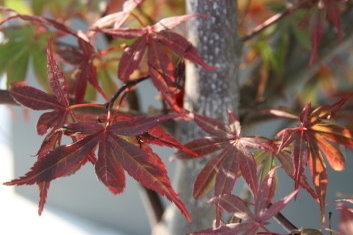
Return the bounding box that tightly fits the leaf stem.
[269,202,298,232]
[241,0,310,42]
[105,75,150,114]
[69,102,104,110]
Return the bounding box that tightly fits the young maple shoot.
[1,0,353,235]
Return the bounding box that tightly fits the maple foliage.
[177,111,267,201]
[1,0,353,234]
[6,51,194,218]
[9,42,71,135]
[274,96,353,223]
[92,12,216,111]
[57,36,108,103]
[189,168,299,235]
[176,99,353,233]
[1,1,206,220]
[4,33,192,219]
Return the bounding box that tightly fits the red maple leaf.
[10,41,71,135]
[93,14,216,111]
[8,41,78,214]
[5,113,192,221]
[275,96,353,222]
[56,37,108,103]
[176,111,273,202]
[189,168,299,235]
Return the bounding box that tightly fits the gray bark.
[153,1,241,234]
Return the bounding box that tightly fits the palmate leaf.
[94,14,216,111]
[4,136,97,185]
[5,113,192,220]
[4,134,98,214]
[110,137,190,221]
[85,114,192,221]
[177,111,272,201]
[56,37,108,103]
[191,168,299,235]
[275,97,353,222]
[9,42,72,135]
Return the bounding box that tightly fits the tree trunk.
[153,1,242,234]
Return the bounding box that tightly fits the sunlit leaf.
[200,168,298,234]
[275,97,352,222]
[177,111,271,206]
[95,13,215,111]
[314,133,345,171]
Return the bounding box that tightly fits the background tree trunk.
[154,1,242,234]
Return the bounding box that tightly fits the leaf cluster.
[177,97,353,234]
[0,0,214,220]
[1,1,353,235]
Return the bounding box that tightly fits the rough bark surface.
[154,1,241,234]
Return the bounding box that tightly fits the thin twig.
[271,204,298,232]
[241,0,309,42]
[105,76,149,113]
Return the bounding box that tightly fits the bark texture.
[154,1,242,234]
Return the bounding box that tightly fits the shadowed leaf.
[110,137,191,221]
